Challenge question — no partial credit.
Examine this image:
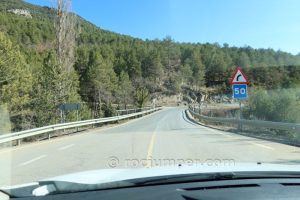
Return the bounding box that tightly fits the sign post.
[230,67,249,131]
[59,103,81,132]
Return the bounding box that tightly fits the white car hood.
[3,163,300,190]
[43,163,300,184]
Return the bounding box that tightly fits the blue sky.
[26,0,300,55]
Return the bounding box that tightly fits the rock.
[8,9,32,18]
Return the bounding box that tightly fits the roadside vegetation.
[245,88,300,123]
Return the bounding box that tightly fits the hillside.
[0,0,299,131]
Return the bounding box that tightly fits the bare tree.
[55,0,76,73]
[51,0,79,105]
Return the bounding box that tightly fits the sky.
[25,0,300,55]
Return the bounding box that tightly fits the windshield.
[0,0,299,192]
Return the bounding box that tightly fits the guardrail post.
[17,139,21,146]
[48,132,51,140]
[76,110,79,132]
[297,131,300,142]
[238,121,241,131]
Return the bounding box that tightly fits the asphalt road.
[0,107,299,187]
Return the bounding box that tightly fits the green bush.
[248,88,300,123]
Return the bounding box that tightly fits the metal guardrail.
[116,107,152,115]
[0,107,161,145]
[188,108,300,139]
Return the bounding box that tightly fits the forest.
[0,0,299,133]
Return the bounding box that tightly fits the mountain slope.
[0,0,299,131]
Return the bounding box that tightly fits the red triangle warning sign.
[230,67,249,85]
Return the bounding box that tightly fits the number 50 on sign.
[232,84,248,99]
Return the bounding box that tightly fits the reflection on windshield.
[0,0,299,189]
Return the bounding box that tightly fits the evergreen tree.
[86,51,117,117]
[117,71,134,109]
[0,32,33,131]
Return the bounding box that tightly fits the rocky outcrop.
[8,9,32,18]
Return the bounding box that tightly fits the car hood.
[3,162,300,189]
[42,163,300,184]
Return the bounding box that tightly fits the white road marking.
[224,134,233,138]
[58,144,75,151]
[201,126,233,138]
[19,155,47,166]
[246,141,274,150]
[201,125,275,149]
[202,125,274,150]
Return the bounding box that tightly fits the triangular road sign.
[230,67,249,85]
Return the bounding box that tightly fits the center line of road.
[58,144,75,151]
[19,155,47,166]
[146,132,156,168]
[246,141,274,150]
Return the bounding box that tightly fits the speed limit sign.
[232,84,248,99]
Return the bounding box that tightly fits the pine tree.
[86,51,117,117]
[0,32,33,131]
[0,105,11,134]
[117,71,133,109]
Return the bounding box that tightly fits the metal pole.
[238,100,243,131]
[240,101,243,119]
[63,110,65,132]
[117,110,120,123]
[60,109,63,123]
[76,109,79,132]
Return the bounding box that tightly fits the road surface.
[0,107,299,186]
